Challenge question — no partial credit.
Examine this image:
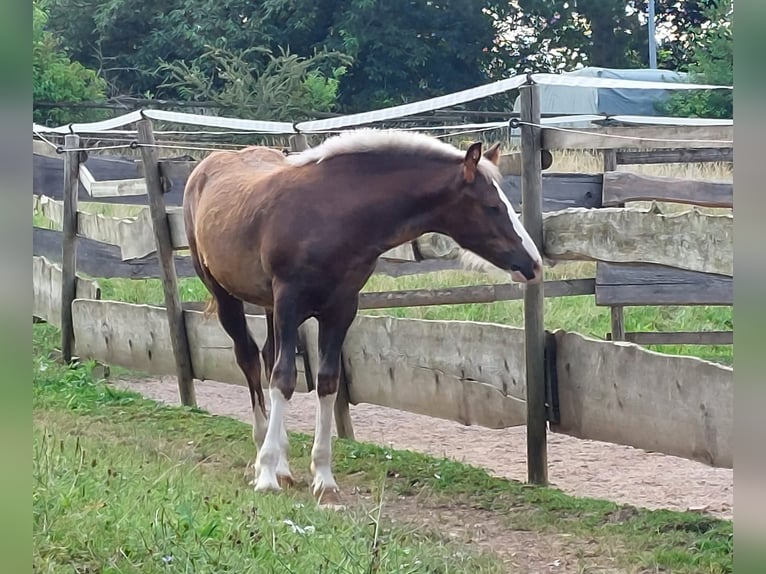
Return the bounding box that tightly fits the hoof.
[315,487,346,511]
[277,474,295,489]
[253,474,282,493]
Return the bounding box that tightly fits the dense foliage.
[662,0,733,118]
[33,0,106,125]
[35,0,733,120]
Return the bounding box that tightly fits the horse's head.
[441,141,543,284]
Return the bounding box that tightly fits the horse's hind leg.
[211,290,269,451]
[258,310,293,488]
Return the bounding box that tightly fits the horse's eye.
[483,204,502,216]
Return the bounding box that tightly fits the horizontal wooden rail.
[595,262,732,306]
[183,278,596,314]
[615,147,733,165]
[544,206,733,276]
[542,125,733,151]
[606,331,733,346]
[35,195,733,277]
[602,171,732,208]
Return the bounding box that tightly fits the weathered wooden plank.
[544,206,733,276]
[89,178,148,198]
[607,331,733,346]
[34,194,155,259]
[71,300,310,392]
[184,278,594,315]
[137,118,196,407]
[542,125,733,151]
[602,171,733,208]
[33,226,462,281]
[358,279,594,309]
[33,256,100,328]
[38,197,734,277]
[185,310,311,393]
[552,330,732,468]
[504,173,603,212]
[342,315,528,429]
[616,148,733,165]
[595,262,732,306]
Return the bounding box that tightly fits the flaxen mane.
[286,129,503,183]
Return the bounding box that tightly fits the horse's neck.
[365,184,453,257]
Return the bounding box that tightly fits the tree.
[157,46,350,120]
[661,0,732,118]
[496,1,722,73]
[33,0,106,125]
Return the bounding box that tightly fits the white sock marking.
[252,404,268,449]
[254,387,289,491]
[311,392,339,495]
[492,180,543,266]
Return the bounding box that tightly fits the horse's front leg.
[253,293,298,493]
[311,301,357,508]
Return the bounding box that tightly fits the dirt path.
[112,376,732,521]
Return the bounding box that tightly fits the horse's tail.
[203,295,218,318]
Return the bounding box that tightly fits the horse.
[183,129,543,507]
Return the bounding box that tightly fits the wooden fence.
[32,93,734,479]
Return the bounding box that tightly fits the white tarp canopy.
[512,67,688,124]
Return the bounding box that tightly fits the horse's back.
[183,146,289,304]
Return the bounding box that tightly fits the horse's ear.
[463,142,482,183]
[483,142,501,165]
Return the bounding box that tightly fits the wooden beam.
[61,134,80,362]
[504,173,603,212]
[543,206,733,276]
[89,178,148,198]
[595,262,733,306]
[357,278,594,309]
[342,315,528,429]
[33,256,100,328]
[616,148,733,165]
[137,118,196,408]
[606,331,733,346]
[71,300,312,392]
[182,279,594,315]
[542,125,733,151]
[552,330,732,468]
[37,194,733,277]
[520,82,548,486]
[602,171,733,208]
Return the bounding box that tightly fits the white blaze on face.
[492,180,543,267]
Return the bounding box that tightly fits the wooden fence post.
[520,81,548,486]
[136,118,197,407]
[61,134,81,363]
[602,149,626,341]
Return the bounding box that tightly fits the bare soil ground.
[111,376,733,523]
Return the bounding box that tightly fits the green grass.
[33,325,733,573]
